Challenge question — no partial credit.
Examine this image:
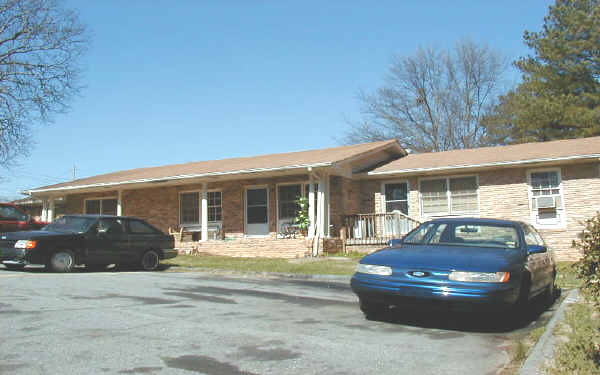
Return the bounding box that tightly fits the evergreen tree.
[486,0,600,143]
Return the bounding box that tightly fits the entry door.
[246,188,269,236]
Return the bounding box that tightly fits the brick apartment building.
[24,137,600,261]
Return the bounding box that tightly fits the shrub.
[294,196,310,230]
[573,212,600,307]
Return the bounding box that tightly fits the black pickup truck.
[0,215,176,272]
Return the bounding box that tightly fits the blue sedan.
[350,218,556,317]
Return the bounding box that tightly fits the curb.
[168,266,352,284]
[519,288,581,375]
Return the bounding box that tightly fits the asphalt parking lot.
[0,266,556,375]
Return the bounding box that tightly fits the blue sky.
[1,0,553,199]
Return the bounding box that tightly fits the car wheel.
[4,264,25,271]
[542,277,556,307]
[512,278,531,316]
[359,297,388,318]
[140,250,160,271]
[48,250,75,273]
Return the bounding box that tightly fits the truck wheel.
[48,250,75,273]
[140,250,159,271]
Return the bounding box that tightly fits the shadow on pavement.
[0,263,174,273]
[365,291,561,334]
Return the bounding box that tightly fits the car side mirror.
[527,244,547,255]
[389,238,403,247]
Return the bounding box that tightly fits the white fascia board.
[24,162,333,194]
[367,154,600,176]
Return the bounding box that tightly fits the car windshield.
[42,216,97,233]
[403,222,520,249]
[0,205,29,221]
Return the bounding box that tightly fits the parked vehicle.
[0,202,47,232]
[351,218,556,318]
[0,215,176,272]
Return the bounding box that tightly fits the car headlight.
[448,271,510,283]
[357,264,393,276]
[14,240,37,249]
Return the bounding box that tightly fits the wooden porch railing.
[340,212,421,248]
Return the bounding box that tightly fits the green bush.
[294,196,310,230]
[573,212,600,307]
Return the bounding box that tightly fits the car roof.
[425,217,522,226]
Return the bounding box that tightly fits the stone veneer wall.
[359,163,600,261]
[477,163,600,260]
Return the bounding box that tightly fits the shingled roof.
[369,137,600,175]
[27,140,404,193]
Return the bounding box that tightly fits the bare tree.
[0,0,87,167]
[345,40,508,152]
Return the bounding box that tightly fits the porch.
[340,212,421,251]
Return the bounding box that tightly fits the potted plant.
[294,196,310,237]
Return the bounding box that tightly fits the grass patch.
[507,326,548,373]
[163,254,359,275]
[549,302,600,374]
[555,261,581,290]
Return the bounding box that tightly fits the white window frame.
[418,174,480,218]
[380,180,410,215]
[178,189,223,228]
[527,167,566,229]
[83,197,118,215]
[276,181,316,236]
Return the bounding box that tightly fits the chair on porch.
[168,227,184,242]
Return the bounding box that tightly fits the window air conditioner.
[535,196,556,209]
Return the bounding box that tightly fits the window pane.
[386,201,408,214]
[208,191,221,207]
[531,171,559,196]
[85,200,100,215]
[129,220,158,234]
[279,185,301,202]
[280,202,299,219]
[101,199,118,216]
[180,193,199,224]
[449,177,478,213]
[279,185,301,219]
[247,189,267,205]
[421,179,448,214]
[207,192,222,222]
[385,183,407,201]
[208,206,222,222]
[247,206,268,224]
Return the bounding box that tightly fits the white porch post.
[308,172,315,237]
[317,177,325,237]
[41,200,48,222]
[117,190,123,216]
[324,174,330,237]
[47,198,55,223]
[201,183,208,242]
